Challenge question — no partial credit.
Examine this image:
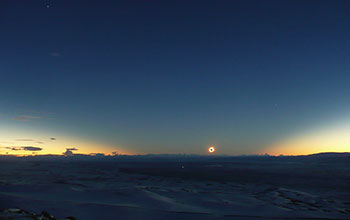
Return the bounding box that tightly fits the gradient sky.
[0,1,349,156]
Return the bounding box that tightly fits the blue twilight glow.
[0,1,349,155]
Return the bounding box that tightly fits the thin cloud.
[22,146,42,151]
[66,147,78,151]
[3,146,42,151]
[5,147,21,151]
[13,115,40,122]
[4,146,42,151]
[50,138,56,141]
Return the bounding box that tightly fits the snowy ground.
[0,155,349,219]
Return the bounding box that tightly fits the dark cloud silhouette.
[4,146,42,151]
[50,138,56,141]
[12,115,40,122]
[5,147,21,151]
[63,147,78,156]
[63,149,73,156]
[22,146,42,151]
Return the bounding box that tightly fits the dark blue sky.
[0,1,349,155]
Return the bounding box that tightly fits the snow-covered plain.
[0,153,349,219]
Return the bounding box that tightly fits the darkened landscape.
[1,153,349,219]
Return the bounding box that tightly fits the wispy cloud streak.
[13,115,40,122]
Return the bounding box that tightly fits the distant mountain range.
[0,152,349,161]
[303,152,350,158]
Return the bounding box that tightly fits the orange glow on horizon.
[263,121,350,156]
[0,132,134,156]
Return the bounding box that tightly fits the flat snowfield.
[0,155,349,219]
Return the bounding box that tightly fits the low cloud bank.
[63,147,78,156]
[5,146,42,151]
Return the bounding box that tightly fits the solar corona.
[208,146,215,153]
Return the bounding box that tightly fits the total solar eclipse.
[208,146,215,153]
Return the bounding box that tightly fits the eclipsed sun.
[208,146,215,153]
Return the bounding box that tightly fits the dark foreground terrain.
[0,153,349,219]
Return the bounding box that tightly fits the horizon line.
[1,151,349,158]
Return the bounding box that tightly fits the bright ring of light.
[208,146,215,153]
